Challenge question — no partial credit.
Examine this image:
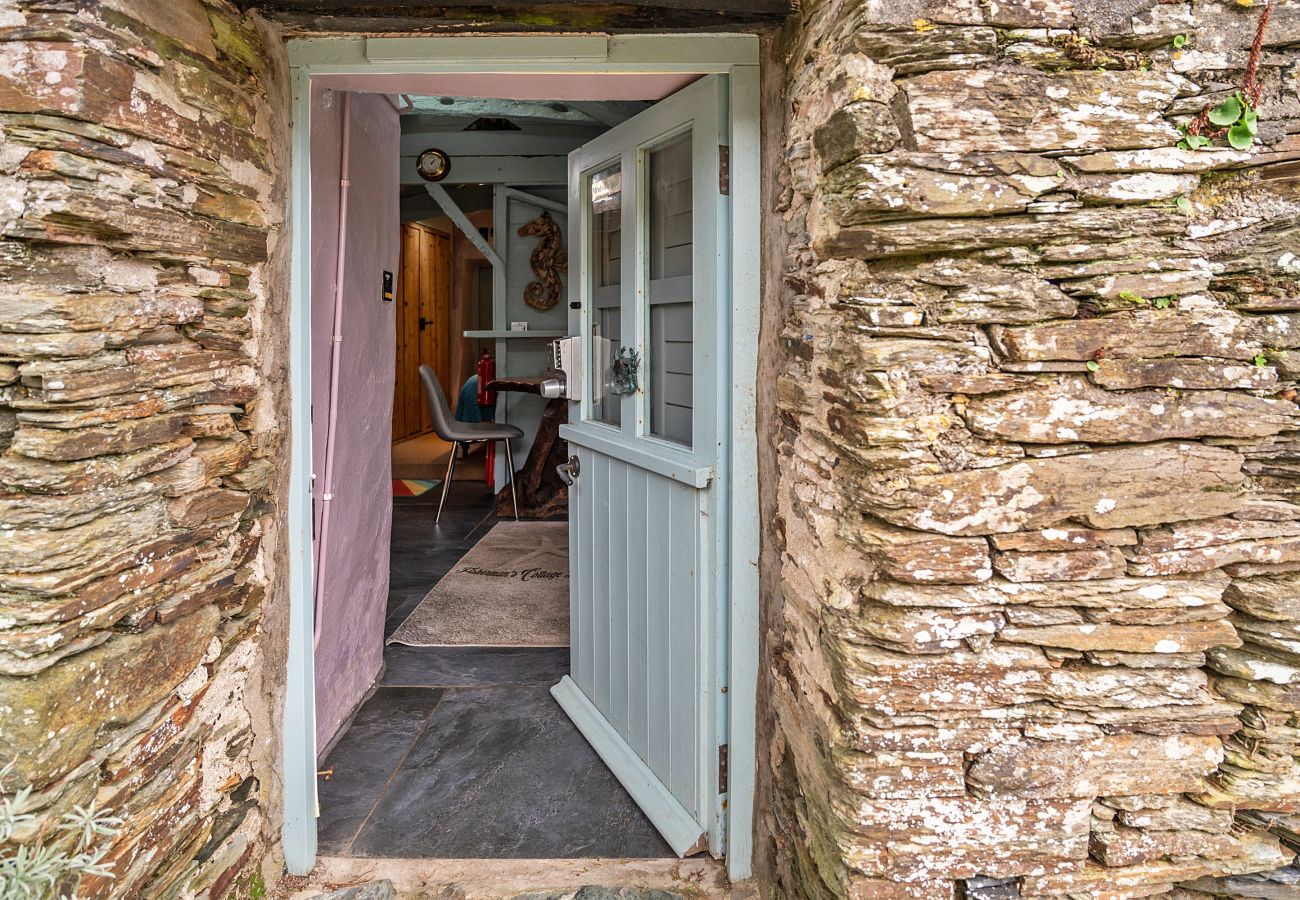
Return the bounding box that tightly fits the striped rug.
[393,478,440,497]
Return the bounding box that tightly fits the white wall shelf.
[463,329,566,339]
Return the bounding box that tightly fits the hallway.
[315,485,673,859]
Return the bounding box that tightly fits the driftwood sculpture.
[518,210,568,311]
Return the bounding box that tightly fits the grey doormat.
[388,520,569,647]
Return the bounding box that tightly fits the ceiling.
[398,94,649,220]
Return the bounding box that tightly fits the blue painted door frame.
[283,35,761,882]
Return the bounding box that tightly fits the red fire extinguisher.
[476,350,496,407]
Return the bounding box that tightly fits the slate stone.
[316,687,441,854]
[349,685,672,859]
[311,880,396,900]
[514,889,685,900]
[381,646,570,688]
[0,604,219,787]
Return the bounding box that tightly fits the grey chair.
[420,365,523,524]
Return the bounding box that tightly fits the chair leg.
[436,440,459,525]
[503,439,520,521]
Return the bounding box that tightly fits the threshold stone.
[515,889,686,900]
[312,881,397,900]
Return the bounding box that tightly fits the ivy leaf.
[1187,134,1210,149]
[1254,354,1269,366]
[1173,34,1188,49]
[1086,360,1100,373]
[1154,297,1173,309]
[1227,121,1255,150]
[1208,95,1243,127]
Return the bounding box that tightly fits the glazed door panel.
[553,75,729,858]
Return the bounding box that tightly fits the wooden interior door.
[394,222,451,440]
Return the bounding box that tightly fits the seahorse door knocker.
[607,346,640,396]
[518,210,568,311]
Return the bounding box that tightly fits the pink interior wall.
[310,86,400,750]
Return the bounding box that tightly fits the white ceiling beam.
[400,154,568,185]
[505,187,567,217]
[424,183,501,267]
[399,128,600,157]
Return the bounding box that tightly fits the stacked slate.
[769,0,1300,897]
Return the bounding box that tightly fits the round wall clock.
[415,148,451,182]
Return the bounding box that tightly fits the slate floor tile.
[350,685,672,859]
[322,484,668,860]
[316,686,442,853]
[382,646,570,688]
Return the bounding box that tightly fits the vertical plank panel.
[667,479,699,815]
[644,475,671,787]
[608,459,630,734]
[626,465,649,760]
[417,227,435,433]
[399,224,423,438]
[577,447,596,692]
[434,233,452,393]
[592,453,611,712]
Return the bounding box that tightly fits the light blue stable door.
[552,75,730,858]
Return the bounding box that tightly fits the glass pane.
[589,162,621,427]
[647,132,693,446]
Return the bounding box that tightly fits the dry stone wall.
[0,0,287,896]
[768,1,1300,897]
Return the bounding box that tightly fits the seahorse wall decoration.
[518,210,568,311]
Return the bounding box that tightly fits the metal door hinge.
[718,744,729,792]
[718,145,730,195]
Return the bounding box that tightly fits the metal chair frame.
[435,437,519,524]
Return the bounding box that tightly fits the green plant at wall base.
[0,763,122,900]
[226,870,267,900]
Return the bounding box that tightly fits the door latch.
[556,455,580,486]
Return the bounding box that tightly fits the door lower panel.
[551,677,706,856]
[566,445,712,843]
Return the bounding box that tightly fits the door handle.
[418,316,431,330]
[556,455,580,486]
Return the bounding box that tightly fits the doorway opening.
[320,90,670,861]
[284,35,761,887]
